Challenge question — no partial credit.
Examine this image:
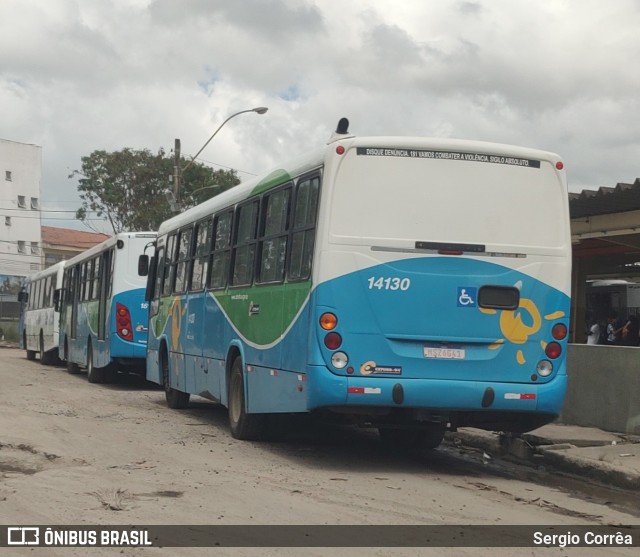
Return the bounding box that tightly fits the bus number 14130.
[367,277,411,291]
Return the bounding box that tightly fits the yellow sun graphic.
[482,299,565,365]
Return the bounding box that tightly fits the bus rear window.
[330,153,566,250]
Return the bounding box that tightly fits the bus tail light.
[324,332,342,350]
[545,342,561,359]
[116,302,133,341]
[536,360,553,377]
[320,313,338,330]
[331,351,349,369]
[552,323,567,340]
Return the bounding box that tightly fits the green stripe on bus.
[251,169,292,196]
[214,280,312,345]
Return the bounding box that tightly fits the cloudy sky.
[1,0,639,232]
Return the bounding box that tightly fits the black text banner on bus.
[356,147,541,168]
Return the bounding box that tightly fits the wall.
[562,344,640,434]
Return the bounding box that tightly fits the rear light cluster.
[116,302,133,341]
[536,322,568,378]
[320,312,348,369]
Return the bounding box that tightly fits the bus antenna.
[336,118,349,134]
[327,117,353,144]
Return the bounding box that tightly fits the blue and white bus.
[19,261,66,365]
[142,120,571,447]
[60,232,156,383]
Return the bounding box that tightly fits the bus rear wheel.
[65,338,81,375]
[24,332,36,361]
[228,357,266,441]
[87,341,106,384]
[162,350,190,409]
[378,425,446,450]
[40,332,53,365]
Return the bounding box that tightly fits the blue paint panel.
[246,366,308,413]
[313,257,569,384]
[110,288,148,359]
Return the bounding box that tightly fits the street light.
[172,106,268,210]
[190,184,222,199]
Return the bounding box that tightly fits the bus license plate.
[423,346,466,359]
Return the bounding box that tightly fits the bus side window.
[108,248,115,298]
[35,279,42,309]
[288,174,320,281]
[45,277,52,307]
[190,218,211,292]
[80,262,87,302]
[257,185,291,284]
[208,210,233,290]
[174,227,193,294]
[92,257,101,300]
[153,247,165,300]
[231,201,259,287]
[162,235,177,296]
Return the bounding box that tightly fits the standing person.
[605,312,624,345]
[586,314,600,345]
[621,315,640,346]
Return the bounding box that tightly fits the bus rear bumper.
[306,365,567,432]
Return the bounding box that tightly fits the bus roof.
[61,231,156,268]
[24,260,66,283]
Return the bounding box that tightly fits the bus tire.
[162,349,190,409]
[25,332,36,360]
[378,425,445,450]
[228,357,266,441]
[40,332,53,365]
[86,341,105,384]
[65,339,81,375]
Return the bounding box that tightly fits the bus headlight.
[331,351,349,369]
[536,360,553,377]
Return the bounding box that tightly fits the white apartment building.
[1,138,42,284]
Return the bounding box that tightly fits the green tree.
[71,148,240,233]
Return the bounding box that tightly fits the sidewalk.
[447,423,640,492]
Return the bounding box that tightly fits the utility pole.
[173,138,181,205]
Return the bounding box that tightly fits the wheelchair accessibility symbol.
[457,287,477,307]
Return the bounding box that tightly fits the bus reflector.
[556,161,564,170]
[336,145,345,155]
[320,313,338,330]
[116,302,133,341]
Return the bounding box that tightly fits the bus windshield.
[330,150,566,251]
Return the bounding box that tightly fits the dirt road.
[0,347,637,556]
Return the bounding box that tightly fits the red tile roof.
[42,226,111,249]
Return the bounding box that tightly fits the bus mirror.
[138,255,149,276]
[18,291,28,303]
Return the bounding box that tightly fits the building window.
[17,241,26,254]
[17,195,26,209]
[4,216,10,226]
[5,171,11,181]
[30,197,39,210]
[31,242,40,255]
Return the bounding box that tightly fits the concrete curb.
[537,446,640,492]
[446,428,640,493]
